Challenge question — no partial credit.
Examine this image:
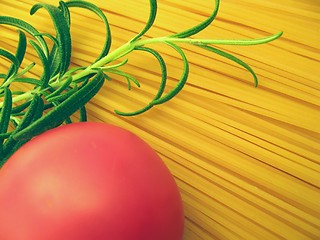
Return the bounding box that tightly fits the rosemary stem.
[71,42,135,82]
[0,31,283,109]
[0,43,136,108]
[134,31,283,46]
[0,91,34,108]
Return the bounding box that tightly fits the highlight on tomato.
[0,122,184,240]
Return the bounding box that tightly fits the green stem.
[71,42,135,82]
[0,31,283,109]
[71,31,283,83]
[0,92,33,108]
[134,31,283,46]
[0,43,135,108]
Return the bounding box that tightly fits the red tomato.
[0,122,184,240]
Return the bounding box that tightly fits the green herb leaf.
[1,94,44,166]
[12,78,42,86]
[0,16,49,56]
[130,0,157,42]
[11,100,31,114]
[6,30,27,79]
[0,48,20,82]
[46,84,78,103]
[115,46,167,116]
[134,46,167,100]
[13,72,105,140]
[0,88,12,151]
[29,40,50,88]
[30,2,72,75]
[46,75,73,100]
[65,0,112,61]
[106,69,140,90]
[14,62,36,79]
[9,94,44,134]
[171,0,220,38]
[48,44,61,78]
[79,106,87,122]
[15,30,27,65]
[197,44,258,86]
[59,1,71,27]
[151,42,189,105]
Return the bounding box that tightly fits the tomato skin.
[0,122,184,240]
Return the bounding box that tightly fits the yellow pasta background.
[1,0,319,239]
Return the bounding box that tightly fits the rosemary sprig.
[0,0,282,165]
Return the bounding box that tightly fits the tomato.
[0,122,184,240]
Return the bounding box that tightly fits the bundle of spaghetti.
[1,0,319,239]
